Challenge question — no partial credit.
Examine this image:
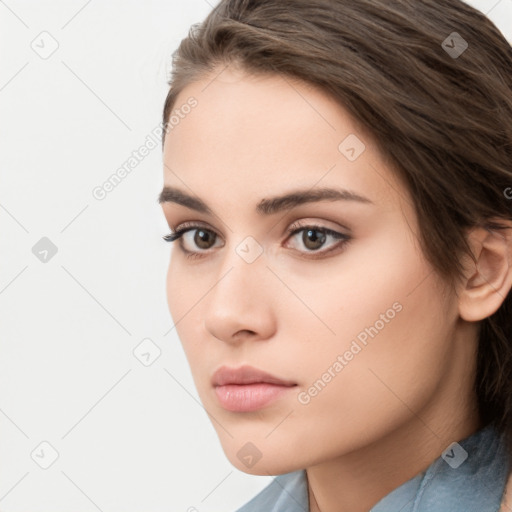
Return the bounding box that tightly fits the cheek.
[166,259,181,316]
[285,229,452,414]
[165,257,223,375]
[288,291,453,467]
[166,260,184,333]
[275,222,429,350]
[166,259,199,356]
[166,256,205,324]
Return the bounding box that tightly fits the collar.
[236,423,510,512]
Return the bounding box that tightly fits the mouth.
[211,365,298,412]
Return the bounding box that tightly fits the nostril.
[233,329,257,339]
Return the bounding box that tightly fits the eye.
[285,221,351,257]
[162,223,222,257]
[162,220,351,260]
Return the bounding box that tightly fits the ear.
[458,220,512,322]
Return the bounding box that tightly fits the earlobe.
[458,221,512,322]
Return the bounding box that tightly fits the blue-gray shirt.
[235,423,510,511]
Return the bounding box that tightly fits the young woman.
[158,1,512,510]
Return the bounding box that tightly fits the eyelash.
[162,221,351,261]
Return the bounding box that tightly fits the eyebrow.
[158,185,374,215]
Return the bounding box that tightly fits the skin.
[160,64,512,512]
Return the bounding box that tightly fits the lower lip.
[214,383,296,412]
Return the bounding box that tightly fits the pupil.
[195,229,213,249]
[304,229,326,250]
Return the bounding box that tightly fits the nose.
[203,247,277,345]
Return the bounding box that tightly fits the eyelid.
[173,220,214,232]
[284,221,350,256]
[171,217,349,237]
[163,221,221,244]
[286,218,351,235]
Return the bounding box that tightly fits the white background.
[1,1,511,511]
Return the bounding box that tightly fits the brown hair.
[162,0,512,451]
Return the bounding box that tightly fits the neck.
[308,412,481,512]
[306,327,482,512]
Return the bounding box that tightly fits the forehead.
[162,66,409,214]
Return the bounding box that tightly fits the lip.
[212,365,297,412]
[211,365,297,387]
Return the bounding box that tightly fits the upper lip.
[211,365,297,387]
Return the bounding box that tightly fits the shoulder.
[235,470,309,512]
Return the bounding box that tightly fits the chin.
[220,440,306,476]
[232,457,302,476]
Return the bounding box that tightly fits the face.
[160,65,462,475]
